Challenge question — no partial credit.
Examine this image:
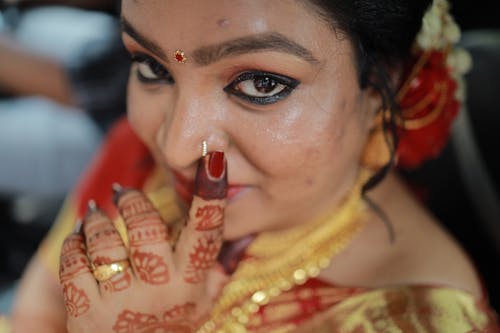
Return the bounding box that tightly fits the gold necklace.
[198,171,371,333]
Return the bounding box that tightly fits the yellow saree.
[2,118,497,333]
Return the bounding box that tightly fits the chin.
[221,209,253,241]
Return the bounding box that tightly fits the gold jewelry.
[174,50,187,63]
[198,170,371,332]
[361,113,394,171]
[92,260,129,282]
[394,0,470,130]
[201,140,208,157]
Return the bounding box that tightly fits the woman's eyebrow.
[120,16,318,66]
[121,17,168,62]
[192,32,319,65]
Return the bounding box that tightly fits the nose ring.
[201,140,208,157]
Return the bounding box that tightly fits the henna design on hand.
[131,250,170,285]
[118,191,169,247]
[59,234,90,283]
[62,282,90,318]
[162,303,196,320]
[112,304,196,333]
[84,216,124,257]
[184,231,223,284]
[119,193,155,219]
[194,204,224,231]
[113,311,159,333]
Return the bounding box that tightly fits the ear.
[360,115,393,171]
[359,67,402,170]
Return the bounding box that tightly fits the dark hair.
[305,1,433,239]
[306,1,431,98]
[306,0,432,174]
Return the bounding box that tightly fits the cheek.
[251,97,366,191]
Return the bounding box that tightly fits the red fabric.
[253,278,365,328]
[73,117,155,218]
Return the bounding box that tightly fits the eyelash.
[129,53,300,105]
[224,71,300,105]
[131,53,174,84]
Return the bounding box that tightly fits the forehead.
[121,0,339,56]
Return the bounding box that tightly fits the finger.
[59,225,99,319]
[178,151,227,284]
[83,202,132,294]
[115,189,173,285]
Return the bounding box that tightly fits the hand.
[59,152,227,332]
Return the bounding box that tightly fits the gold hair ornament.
[368,0,473,169]
[397,0,472,128]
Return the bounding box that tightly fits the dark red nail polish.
[194,152,227,200]
[208,151,225,180]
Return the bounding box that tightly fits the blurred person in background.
[0,0,126,198]
[0,0,127,322]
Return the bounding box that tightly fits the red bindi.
[174,50,187,63]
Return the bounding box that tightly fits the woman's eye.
[224,71,300,105]
[131,53,174,84]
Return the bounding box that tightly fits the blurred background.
[0,0,499,316]
[0,0,128,313]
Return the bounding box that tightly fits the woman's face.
[121,0,378,239]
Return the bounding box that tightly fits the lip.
[172,171,247,205]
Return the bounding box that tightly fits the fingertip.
[88,199,98,213]
[73,219,83,234]
[194,152,227,200]
[83,199,100,221]
[59,233,89,283]
[112,182,125,206]
[112,184,140,207]
[208,151,226,180]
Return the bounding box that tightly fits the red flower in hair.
[396,51,460,169]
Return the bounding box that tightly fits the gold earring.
[201,140,208,157]
[361,113,394,171]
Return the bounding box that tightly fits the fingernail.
[73,219,83,233]
[112,182,123,195]
[194,152,227,200]
[112,182,124,205]
[87,199,98,213]
[208,151,225,180]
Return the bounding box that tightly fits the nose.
[156,90,229,170]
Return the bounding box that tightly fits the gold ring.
[92,260,129,282]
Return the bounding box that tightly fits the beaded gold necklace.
[198,171,371,332]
